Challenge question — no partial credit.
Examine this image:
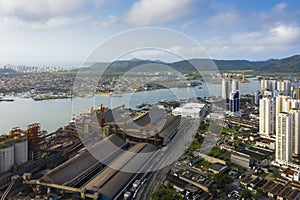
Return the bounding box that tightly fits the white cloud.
[31,16,89,30]
[126,0,193,26]
[101,15,118,28]
[203,24,300,59]
[273,2,288,12]
[181,20,195,30]
[0,0,88,28]
[169,46,183,54]
[232,24,300,47]
[207,11,239,26]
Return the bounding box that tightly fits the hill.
[82,55,300,74]
[0,68,18,76]
[255,55,300,72]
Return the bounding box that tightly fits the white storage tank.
[0,144,14,174]
[14,139,28,165]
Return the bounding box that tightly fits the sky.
[0,0,300,65]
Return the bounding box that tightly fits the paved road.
[136,118,198,200]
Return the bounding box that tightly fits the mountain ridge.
[84,54,300,74]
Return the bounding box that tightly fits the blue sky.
[0,0,299,65]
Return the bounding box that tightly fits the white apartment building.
[259,96,275,137]
[276,112,292,164]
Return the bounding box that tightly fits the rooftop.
[209,163,228,172]
[42,134,125,185]
[85,143,157,200]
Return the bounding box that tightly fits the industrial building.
[172,103,205,118]
[0,144,14,174]
[1,105,185,199]
[84,143,157,200]
[42,134,126,186]
[24,139,158,200]
[0,136,28,174]
[231,151,253,168]
[94,106,184,146]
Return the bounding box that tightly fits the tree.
[240,189,252,198]
[256,188,264,197]
[151,189,183,200]
[213,174,231,189]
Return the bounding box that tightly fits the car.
[239,174,245,179]
[228,190,239,198]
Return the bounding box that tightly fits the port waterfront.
[0,78,259,134]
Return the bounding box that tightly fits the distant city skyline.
[0,0,300,65]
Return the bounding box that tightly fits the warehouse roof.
[85,143,157,200]
[42,134,125,185]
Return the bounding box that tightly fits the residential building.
[295,87,300,99]
[253,90,260,106]
[232,79,239,91]
[221,78,229,100]
[229,90,240,115]
[259,96,275,137]
[276,112,292,164]
[277,80,292,96]
[290,109,300,155]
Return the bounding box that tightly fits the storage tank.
[0,144,14,174]
[14,139,28,165]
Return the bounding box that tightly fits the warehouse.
[85,143,157,200]
[172,103,205,118]
[42,134,126,186]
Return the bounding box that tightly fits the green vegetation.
[240,189,252,198]
[0,68,18,75]
[151,189,183,200]
[186,73,203,80]
[240,98,251,107]
[199,122,209,131]
[213,174,232,189]
[200,160,211,168]
[53,55,300,77]
[210,147,225,156]
[188,139,202,151]
[250,127,258,133]
[233,125,241,132]
[168,101,180,109]
[259,172,269,178]
[256,188,265,197]
[51,71,78,76]
[221,127,237,134]
[188,134,204,151]
[233,140,243,147]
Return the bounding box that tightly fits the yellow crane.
[241,72,246,83]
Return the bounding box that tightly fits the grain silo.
[0,144,14,174]
[14,139,28,165]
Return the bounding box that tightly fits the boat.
[111,94,122,97]
[0,98,14,102]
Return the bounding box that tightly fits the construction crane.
[241,72,246,83]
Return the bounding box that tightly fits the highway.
[135,117,198,199]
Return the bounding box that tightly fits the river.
[0,78,260,134]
